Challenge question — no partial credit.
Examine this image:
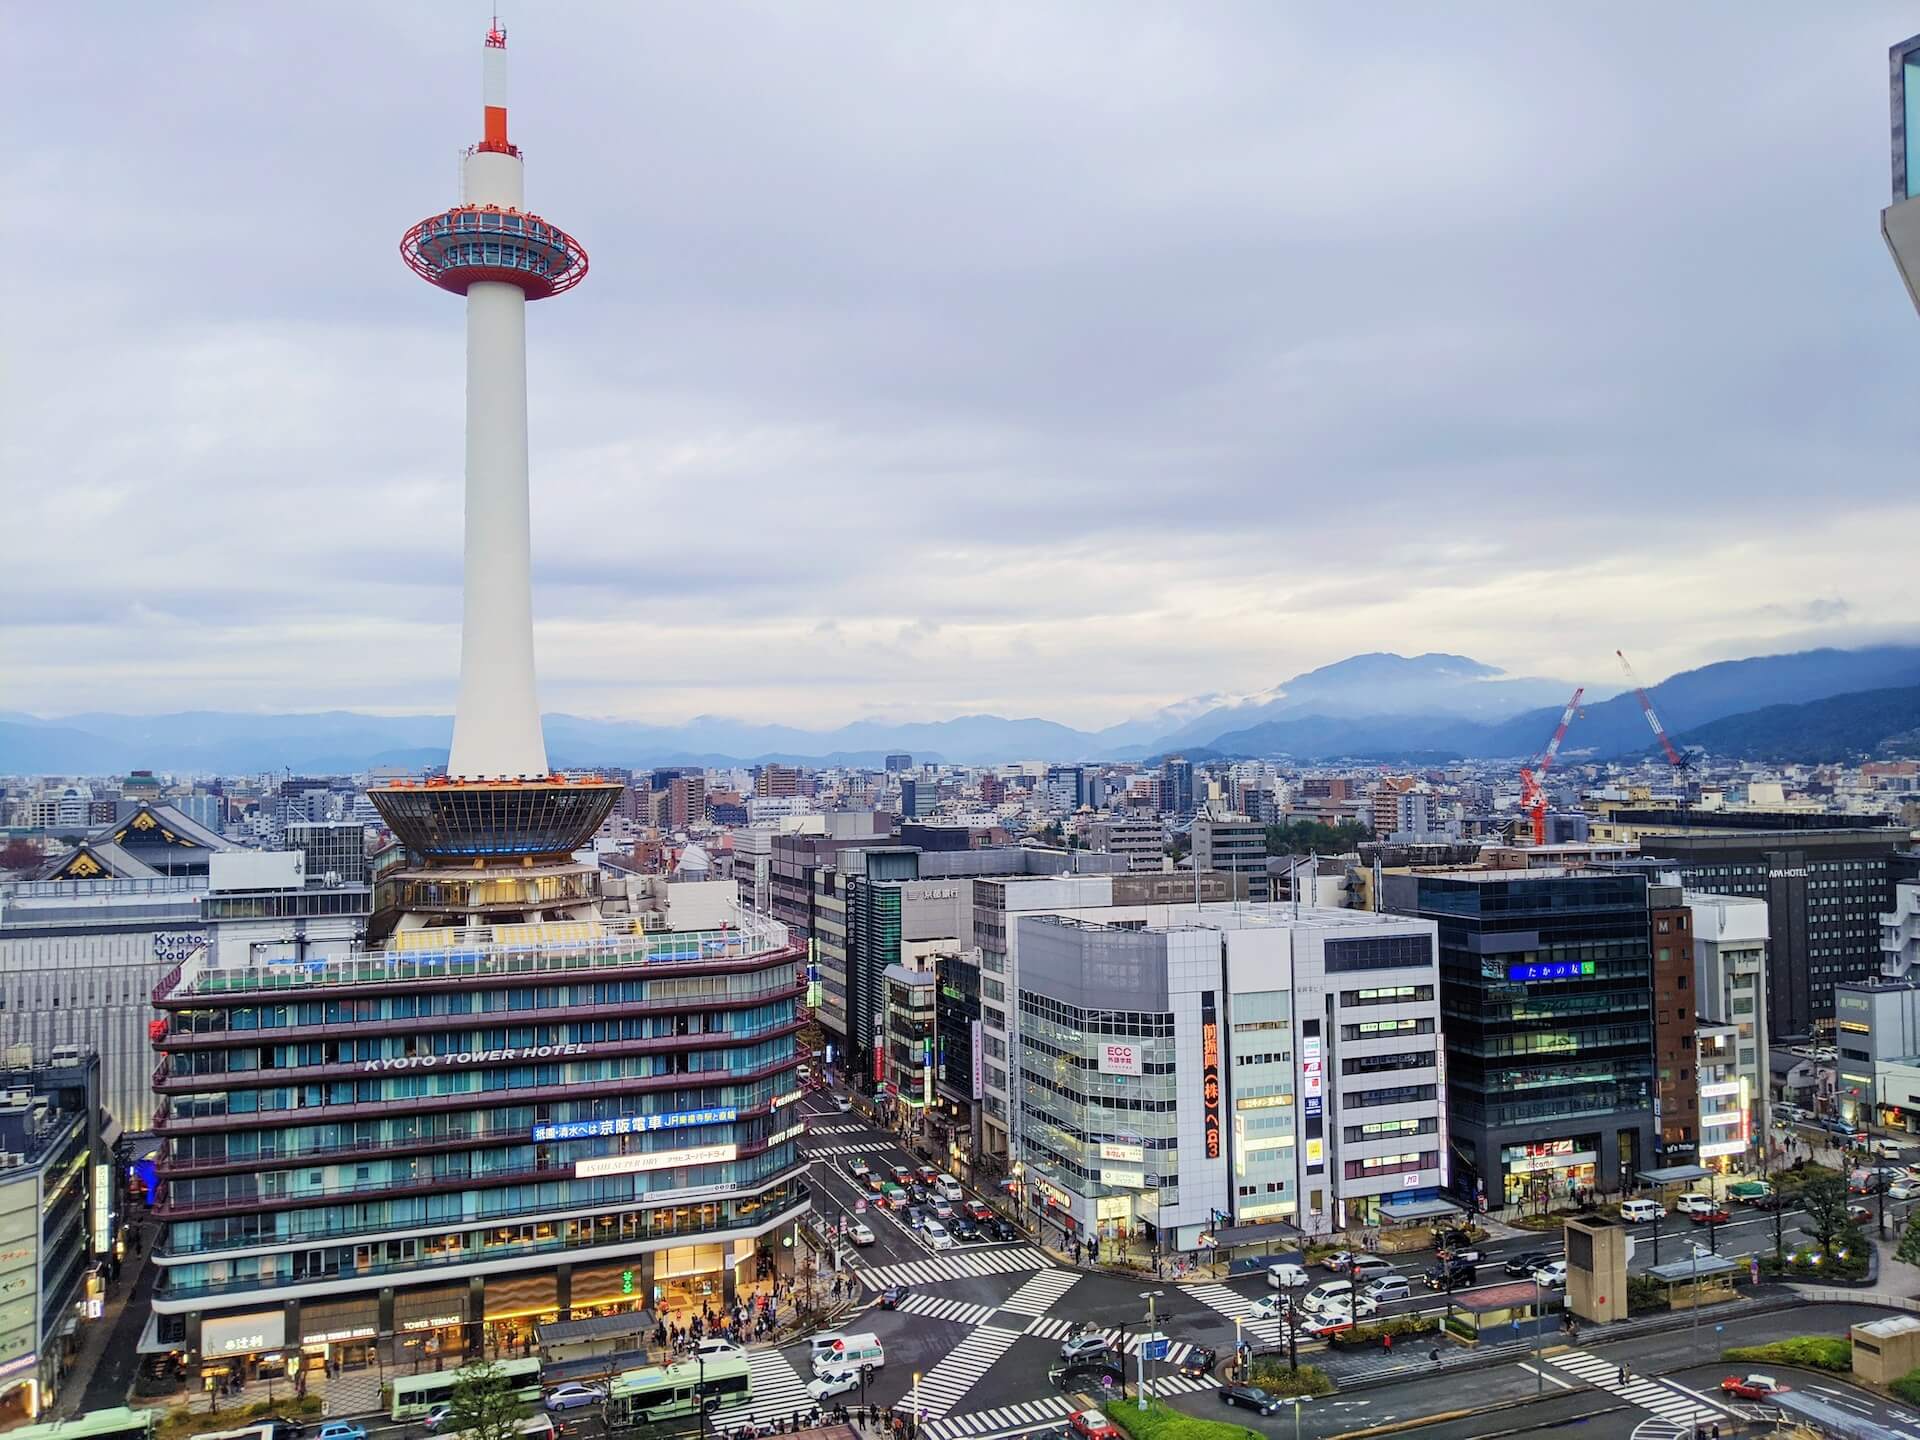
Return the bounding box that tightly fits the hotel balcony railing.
[155,1097,790,1178]
[153,1048,803,1135]
[154,1181,811,1301]
[151,1005,802,1094]
[154,1129,803,1222]
[154,978,803,1049]
[155,910,793,1005]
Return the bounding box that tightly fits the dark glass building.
[1383,867,1655,1213]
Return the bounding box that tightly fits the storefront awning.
[1379,1197,1464,1224]
[1205,1220,1305,1248]
[1635,1165,1712,1186]
[536,1310,656,1347]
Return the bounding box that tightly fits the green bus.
[8,1410,156,1440]
[608,1354,751,1426]
[391,1356,545,1419]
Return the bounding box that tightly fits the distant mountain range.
[6,645,1920,773]
[1669,685,1920,764]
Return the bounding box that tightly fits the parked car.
[878,1285,907,1310]
[848,1221,876,1246]
[1179,1347,1217,1377]
[1068,1411,1120,1440]
[1721,1373,1787,1400]
[1267,1262,1309,1289]
[1219,1385,1282,1416]
[1675,1193,1717,1216]
[1530,1261,1568,1290]
[1060,1334,1116,1365]
[544,1386,606,1414]
[1504,1250,1555,1277]
[808,1370,862,1402]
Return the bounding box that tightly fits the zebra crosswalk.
[805,1121,867,1135]
[911,1323,1027,1417]
[1018,1316,1198,1367]
[858,1246,1054,1291]
[803,1142,876,1157]
[996,1268,1079,1316]
[1546,1349,1732,1430]
[919,1375,1218,1440]
[893,1292,1000,1327]
[1183,1281,1289,1346]
[709,1346,816,1430]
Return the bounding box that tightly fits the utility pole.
[1532,1275,1543,1396]
[1137,1290,1163,1411]
[1650,1210,1661,1266]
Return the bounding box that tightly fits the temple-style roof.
[35,801,227,881]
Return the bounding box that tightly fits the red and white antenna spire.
[481,19,512,155]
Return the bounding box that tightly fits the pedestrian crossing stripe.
[859,1246,1055,1291]
[806,1122,867,1134]
[997,1268,1079,1316]
[1016,1317,1196,1366]
[1547,1349,1732,1428]
[804,1143,877,1157]
[893,1292,1000,1327]
[709,1347,816,1429]
[919,1375,1218,1440]
[911,1323,1027,1417]
[1182,1281,1289,1345]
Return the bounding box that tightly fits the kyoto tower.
[371,27,618,934]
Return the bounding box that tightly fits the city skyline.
[8,4,1920,730]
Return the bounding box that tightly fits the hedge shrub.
[1723,1337,1852,1372]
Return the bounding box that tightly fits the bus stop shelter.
[1646,1253,1741,1310]
[1633,1165,1712,1194]
[1446,1280,1560,1342]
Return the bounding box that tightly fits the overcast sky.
[6,4,1920,731]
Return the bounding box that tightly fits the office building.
[1160,758,1195,819]
[1623,811,1905,1037]
[932,951,985,1175]
[1883,880,1920,981]
[1688,893,1771,1169]
[1012,905,1444,1249]
[1384,867,1655,1212]
[1044,767,1086,812]
[286,821,368,887]
[753,766,805,800]
[0,1048,113,1419]
[1648,881,1698,1167]
[884,755,913,774]
[880,964,937,1117]
[1086,818,1163,874]
[1191,811,1270,902]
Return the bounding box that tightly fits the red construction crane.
[1520,686,1584,845]
[1616,649,1686,770]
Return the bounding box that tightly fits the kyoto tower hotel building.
[144,31,809,1378]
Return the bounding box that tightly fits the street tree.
[1800,1174,1859,1256]
[446,1361,528,1440]
[1898,1208,1920,1268]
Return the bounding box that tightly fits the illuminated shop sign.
[365,1042,586,1073]
[533,1107,737,1142]
[576,1143,738,1179]
[1505,961,1596,982]
[1202,993,1222,1160]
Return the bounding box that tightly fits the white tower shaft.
[445,109,548,780]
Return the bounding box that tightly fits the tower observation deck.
[370,26,617,899]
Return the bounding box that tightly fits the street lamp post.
[913,1371,921,1429]
[1289,1395,1309,1440]
[1530,1275,1544,1397]
[1691,1243,1705,1345]
[1137,1290,1164,1411]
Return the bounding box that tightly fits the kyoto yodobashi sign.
[365,1042,586,1072]
[1097,1042,1144,1077]
[534,1107,737,1142]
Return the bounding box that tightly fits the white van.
[814,1334,884,1375]
[1674,1193,1715,1216]
[1301,1280,1352,1316]
[1620,1199,1666,1222]
[936,1175,964,1201]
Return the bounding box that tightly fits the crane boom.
[1616,649,1684,769]
[1520,686,1585,846]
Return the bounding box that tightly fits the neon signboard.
[1505,961,1596,982]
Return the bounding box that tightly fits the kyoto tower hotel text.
[143,30,809,1382]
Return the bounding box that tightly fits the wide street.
[756,1098,1920,1440]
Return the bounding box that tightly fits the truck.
[1728,1180,1774,1204]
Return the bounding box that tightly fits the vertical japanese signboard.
[1202,992,1222,1160]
